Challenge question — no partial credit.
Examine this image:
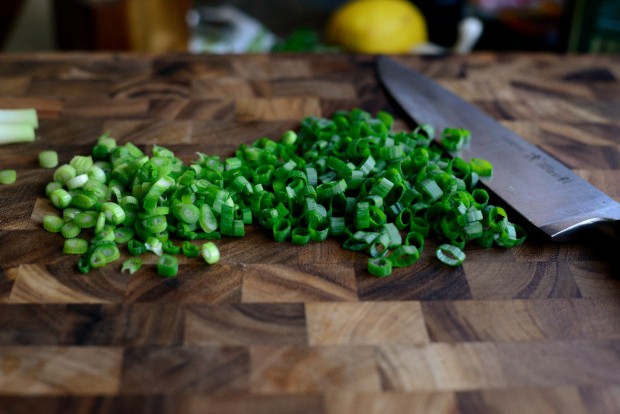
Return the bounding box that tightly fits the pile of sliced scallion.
[42,109,525,277]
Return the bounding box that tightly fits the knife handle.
[591,218,620,242]
[550,217,620,242]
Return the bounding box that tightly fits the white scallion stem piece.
[0,125,36,145]
[0,109,38,128]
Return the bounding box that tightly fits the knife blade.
[376,56,620,241]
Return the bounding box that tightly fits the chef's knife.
[377,56,620,241]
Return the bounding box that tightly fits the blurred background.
[1,0,619,54]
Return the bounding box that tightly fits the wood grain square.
[357,262,472,301]
[375,343,505,392]
[27,79,113,99]
[0,395,319,414]
[184,303,307,346]
[306,302,429,346]
[267,80,358,99]
[235,98,321,122]
[250,345,381,393]
[190,120,298,149]
[571,261,620,299]
[0,396,171,414]
[215,232,303,265]
[0,196,38,231]
[538,120,620,148]
[0,347,122,395]
[456,387,588,414]
[576,169,620,200]
[120,346,249,394]
[10,263,127,304]
[0,77,29,96]
[29,198,57,227]
[590,82,620,102]
[511,78,597,101]
[36,119,104,146]
[442,79,518,101]
[153,56,233,79]
[463,261,581,299]
[579,385,620,414]
[297,239,364,266]
[324,391,457,414]
[103,120,192,145]
[178,394,325,414]
[423,299,620,343]
[242,264,358,303]
[67,58,152,81]
[192,77,255,99]
[61,304,184,346]
[148,99,235,121]
[232,57,312,80]
[0,60,70,77]
[61,99,149,119]
[110,76,191,100]
[0,267,17,303]
[0,304,65,345]
[125,263,242,303]
[495,340,620,388]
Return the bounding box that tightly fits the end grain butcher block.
[1,53,620,414]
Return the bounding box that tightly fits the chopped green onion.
[50,188,72,209]
[163,240,180,255]
[40,109,523,278]
[273,218,291,242]
[291,227,311,245]
[53,164,76,184]
[470,158,493,177]
[201,242,220,264]
[63,238,88,254]
[157,254,178,277]
[102,202,126,225]
[93,242,120,265]
[145,236,163,256]
[43,215,64,233]
[92,227,115,243]
[0,125,35,145]
[389,245,420,268]
[70,193,94,210]
[419,179,443,202]
[182,241,200,258]
[441,128,471,152]
[45,181,63,197]
[74,211,99,228]
[436,244,466,267]
[94,212,106,234]
[39,151,58,169]
[0,108,38,127]
[60,222,81,239]
[172,203,200,224]
[0,169,17,184]
[368,257,392,277]
[70,155,94,175]
[114,227,135,244]
[65,174,88,190]
[121,257,142,274]
[128,239,146,256]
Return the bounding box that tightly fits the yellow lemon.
[326,0,428,53]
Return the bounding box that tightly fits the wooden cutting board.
[1,53,620,413]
